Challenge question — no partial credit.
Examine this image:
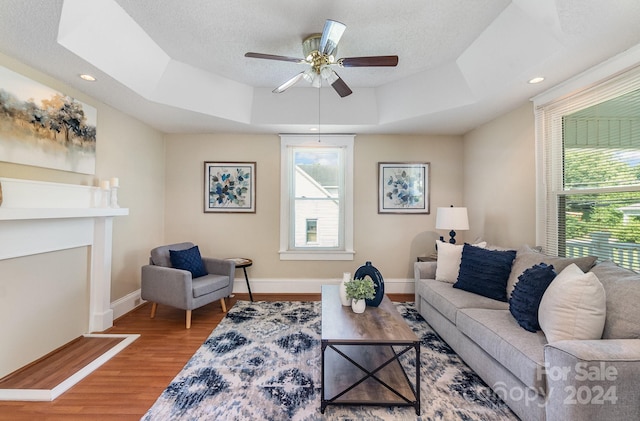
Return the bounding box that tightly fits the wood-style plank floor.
[0,293,413,421]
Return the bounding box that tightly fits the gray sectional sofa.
[414,246,640,421]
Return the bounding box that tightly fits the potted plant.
[345,277,376,313]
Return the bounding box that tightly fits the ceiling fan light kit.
[245,19,398,97]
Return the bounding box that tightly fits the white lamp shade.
[435,207,469,230]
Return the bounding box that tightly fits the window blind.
[535,64,640,272]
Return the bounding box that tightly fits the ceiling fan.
[245,19,398,98]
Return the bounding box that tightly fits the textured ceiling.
[1,0,640,135]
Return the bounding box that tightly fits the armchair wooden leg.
[150,302,157,319]
[220,297,227,313]
[186,310,192,329]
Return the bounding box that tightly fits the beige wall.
[0,53,166,301]
[164,133,463,284]
[463,102,536,248]
[0,48,538,375]
[0,54,165,375]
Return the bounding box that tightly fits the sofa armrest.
[544,339,640,421]
[202,257,235,280]
[414,261,437,281]
[141,265,192,309]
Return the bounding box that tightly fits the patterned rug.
[141,301,518,421]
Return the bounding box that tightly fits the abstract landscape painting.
[0,65,97,174]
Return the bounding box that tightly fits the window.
[306,219,318,243]
[535,66,640,272]
[279,134,355,260]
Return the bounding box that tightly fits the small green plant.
[345,277,376,301]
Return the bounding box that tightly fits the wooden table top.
[225,257,252,267]
[321,285,418,343]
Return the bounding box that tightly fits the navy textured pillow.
[509,263,557,332]
[454,244,516,302]
[169,245,208,278]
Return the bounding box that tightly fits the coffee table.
[320,285,420,415]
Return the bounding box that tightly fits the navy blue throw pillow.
[509,263,557,332]
[454,244,517,302]
[170,245,208,278]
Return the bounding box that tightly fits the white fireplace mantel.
[0,177,128,332]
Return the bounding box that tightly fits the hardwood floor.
[0,293,413,421]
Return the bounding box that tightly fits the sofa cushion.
[454,244,516,302]
[509,263,557,332]
[150,242,195,267]
[418,278,509,324]
[456,308,548,393]
[538,263,606,343]
[506,245,597,299]
[435,240,486,283]
[192,274,229,298]
[170,245,208,278]
[589,260,640,339]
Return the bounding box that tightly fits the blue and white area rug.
[142,301,518,420]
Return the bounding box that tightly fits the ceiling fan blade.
[273,72,305,93]
[330,72,353,97]
[245,52,306,64]
[339,55,399,67]
[319,19,346,56]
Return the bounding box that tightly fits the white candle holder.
[110,186,120,208]
[100,187,110,208]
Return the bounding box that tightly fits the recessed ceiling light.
[528,76,545,84]
[79,74,96,81]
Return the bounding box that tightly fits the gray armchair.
[141,242,234,328]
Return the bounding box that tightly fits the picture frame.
[378,162,430,214]
[204,161,256,213]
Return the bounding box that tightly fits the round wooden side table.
[226,257,254,301]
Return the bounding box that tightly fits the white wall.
[463,102,537,248]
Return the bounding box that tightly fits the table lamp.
[435,206,469,244]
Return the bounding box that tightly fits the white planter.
[351,299,366,313]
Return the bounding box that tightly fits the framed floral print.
[378,162,430,214]
[204,161,256,213]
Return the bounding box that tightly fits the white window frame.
[279,134,355,261]
[534,58,640,256]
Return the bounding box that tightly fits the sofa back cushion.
[150,242,195,267]
[589,260,640,339]
[506,245,597,299]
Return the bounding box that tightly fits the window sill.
[279,250,355,261]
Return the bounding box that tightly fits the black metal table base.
[320,341,420,415]
[241,266,253,301]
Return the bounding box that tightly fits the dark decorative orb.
[354,261,384,307]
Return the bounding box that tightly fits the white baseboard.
[111,289,145,320]
[110,278,415,320]
[232,277,415,295]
